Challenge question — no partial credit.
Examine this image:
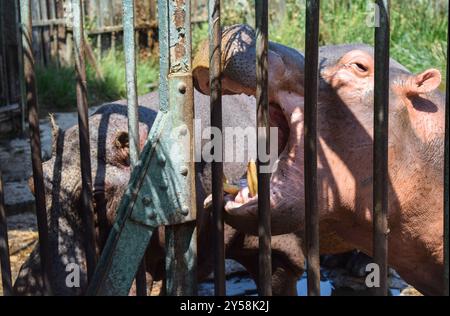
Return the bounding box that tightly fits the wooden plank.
[47,0,59,65]
[0,0,9,106]
[39,0,51,64]
[55,0,68,66]
[96,0,103,58]
[31,0,44,65]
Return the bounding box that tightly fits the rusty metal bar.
[444,0,449,297]
[304,0,321,296]
[19,0,52,295]
[22,0,46,276]
[0,171,12,296]
[208,0,225,296]
[72,0,97,281]
[304,0,320,296]
[122,0,147,296]
[373,0,390,296]
[163,0,198,296]
[256,0,272,296]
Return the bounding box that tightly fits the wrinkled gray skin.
[13,90,305,296]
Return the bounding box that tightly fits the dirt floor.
[0,212,38,296]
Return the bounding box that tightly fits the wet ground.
[0,109,422,296]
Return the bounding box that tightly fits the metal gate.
[0,0,449,296]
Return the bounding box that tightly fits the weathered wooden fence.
[0,0,209,134]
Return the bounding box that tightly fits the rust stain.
[175,36,186,60]
[173,8,185,29]
[175,0,185,8]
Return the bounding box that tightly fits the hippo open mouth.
[225,102,291,204]
[193,24,306,235]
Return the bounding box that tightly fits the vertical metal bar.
[122,0,147,297]
[373,0,390,297]
[255,0,272,297]
[208,0,225,296]
[72,0,97,281]
[304,0,320,296]
[158,0,169,113]
[123,0,140,167]
[0,171,12,296]
[444,0,449,297]
[163,0,197,296]
[19,0,52,295]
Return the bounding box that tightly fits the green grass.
[36,0,448,112]
[217,0,448,77]
[36,50,159,112]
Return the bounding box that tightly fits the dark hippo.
[13,89,307,296]
[193,25,445,295]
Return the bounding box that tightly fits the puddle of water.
[296,276,333,296]
[199,273,404,296]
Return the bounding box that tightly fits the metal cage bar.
[373,0,390,296]
[72,0,98,281]
[255,0,272,297]
[122,0,147,297]
[0,171,12,296]
[163,0,197,296]
[444,0,449,297]
[19,0,52,295]
[208,0,226,296]
[304,0,321,296]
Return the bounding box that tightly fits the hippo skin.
[13,90,308,296]
[193,25,445,296]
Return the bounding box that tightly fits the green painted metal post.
[164,0,197,296]
[122,0,147,296]
[87,0,197,296]
[123,0,140,167]
[373,0,390,297]
[304,0,321,296]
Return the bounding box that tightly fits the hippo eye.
[354,62,368,73]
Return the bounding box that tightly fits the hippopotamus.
[13,88,307,296]
[193,25,445,295]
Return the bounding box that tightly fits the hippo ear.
[114,131,129,149]
[113,131,130,166]
[406,69,441,95]
[193,24,257,96]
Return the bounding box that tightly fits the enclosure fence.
[0,0,448,296]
